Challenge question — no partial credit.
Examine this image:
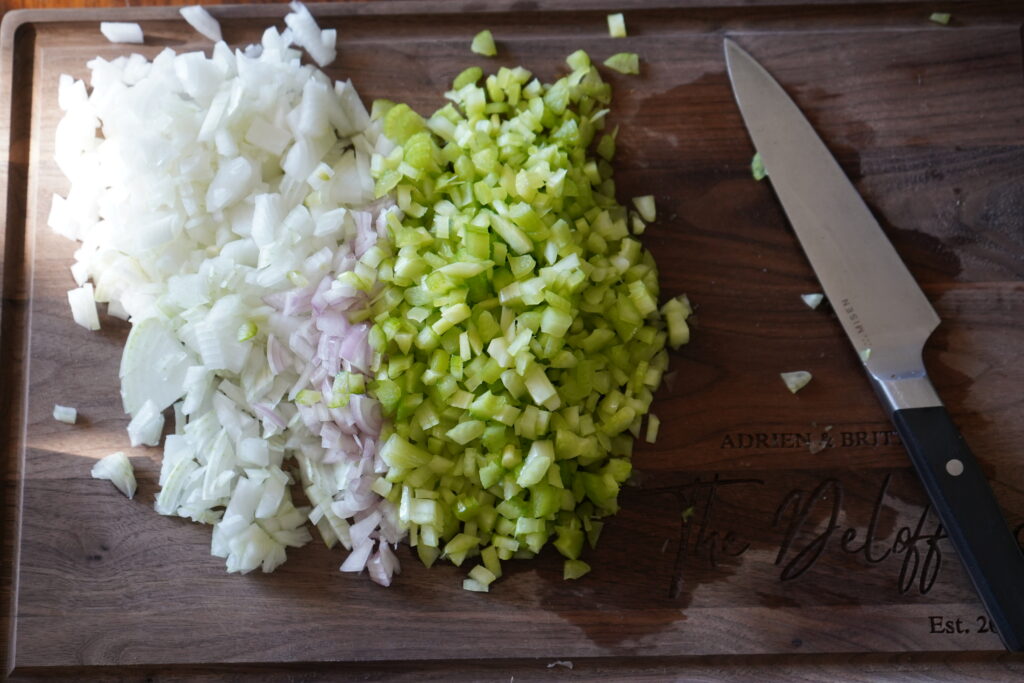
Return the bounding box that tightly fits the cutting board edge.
[0,0,976,29]
[0,6,36,679]
[6,649,1024,681]
[4,1,1024,675]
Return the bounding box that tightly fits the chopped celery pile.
[365,50,688,587]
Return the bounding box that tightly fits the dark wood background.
[3,0,1024,679]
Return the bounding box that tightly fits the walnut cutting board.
[3,0,1024,675]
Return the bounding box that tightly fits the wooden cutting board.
[3,0,1024,675]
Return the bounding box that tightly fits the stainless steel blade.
[724,39,942,413]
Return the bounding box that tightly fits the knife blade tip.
[723,38,748,83]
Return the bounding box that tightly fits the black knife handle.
[892,406,1024,651]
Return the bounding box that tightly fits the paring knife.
[724,38,1024,652]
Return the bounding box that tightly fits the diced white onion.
[340,539,374,572]
[801,293,824,309]
[179,5,223,42]
[53,404,78,424]
[127,399,165,447]
[56,4,398,585]
[100,22,144,45]
[91,451,137,499]
[284,1,337,67]
[67,283,100,330]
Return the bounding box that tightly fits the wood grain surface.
[3,0,1024,680]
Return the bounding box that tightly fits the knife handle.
[892,406,1024,652]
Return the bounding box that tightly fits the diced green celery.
[597,126,618,162]
[780,370,812,394]
[447,419,486,445]
[479,461,504,489]
[751,152,767,181]
[371,477,393,497]
[380,433,433,469]
[454,493,481,521]
[384,103,428,145]
[607,13,627,38]
[531,484,561,518]
[645,414,660,443]
[453,66,484,89]
[587,520,604,548]
[468,564,497,587]
[420,524,440,547]
[364,49,687,588]
[632,195,656,222]
[601,406,636,436]
[491,214,533,254]
[492,534,518,553]
[554,525,584,559]
[409,498,441,525]
[603,53,639,75]
[603,458,631,483]
[524,363,560,410]
[580,471,619,510]
[563,559,591,579]
[371,98,397,121]
[481,545,502,578]
[496,496,530,520]
[463,578,489,592]
[540,306,573,337]
[516,440,554,487]
[566,49,591,70]
[514,517,544,536]
[295,389,322,406]
[471,30,498,57]
[418,544,440,567]
[236,321,258,342]
[661,296,691,348]
[444,532,481,557]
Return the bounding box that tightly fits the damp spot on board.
[950,177,1024,277]
[873,211,963,283]
[531,476,757,653]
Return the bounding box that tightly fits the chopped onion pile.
[360,49,687,588]
[53,4,404,582]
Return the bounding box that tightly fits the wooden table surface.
[3,0,1024,680]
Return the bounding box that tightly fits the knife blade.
[724,38,1024,652]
